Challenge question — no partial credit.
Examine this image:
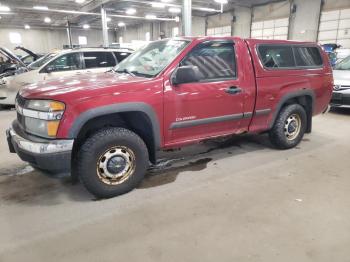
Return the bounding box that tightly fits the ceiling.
[0,0,279,29]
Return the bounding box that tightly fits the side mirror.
[172,65,202,85]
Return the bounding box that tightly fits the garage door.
[251,17,289,40]
[318,8,350,48]
[206,26,231,37]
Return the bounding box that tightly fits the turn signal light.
[47,121,60,137]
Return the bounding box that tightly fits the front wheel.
[77,127,149,198]
[269,104,307,149]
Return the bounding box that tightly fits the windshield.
[28,53,57,70]
[114,39,190,77]
[334,56,350,70]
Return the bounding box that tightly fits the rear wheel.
[77,127,149,198]
[269,104,307,149]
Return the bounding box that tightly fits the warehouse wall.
[0,27,115,53]
[323,0,350,10]
[233,6,252,37]
[251,0,350,42]
[207,12,233,29]
[116,16,206,42]
[289,0,322,41]
[252,1,290,21]
[192,16,206,36]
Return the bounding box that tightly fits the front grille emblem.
[334,85,341,91]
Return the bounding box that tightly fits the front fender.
[67,102,161,148]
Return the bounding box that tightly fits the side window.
[181,42,236,81]
[258,45,295,68]
[294,47,323,67]
[46,53,83,72]
[114,52,131,63]
[83,52,116,68]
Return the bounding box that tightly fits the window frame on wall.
[172,27,179,37]
[9,32,22,44]
[317,8,350,49]
[251,17,289,40]
[78,36,88,46]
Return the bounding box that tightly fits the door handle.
[225,86,242,95]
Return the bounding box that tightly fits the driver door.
[163,40,245,146]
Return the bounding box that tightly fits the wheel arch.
[69,103,161,164]
[270,89,315,133]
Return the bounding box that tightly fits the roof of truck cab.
[172,36,318,46]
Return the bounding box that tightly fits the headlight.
[24,118,61,138]
[17,99,65,138]
[27,100,65,112]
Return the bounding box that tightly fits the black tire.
[0,104,13,110]
[269,104,307,149]
[77,127,149,198]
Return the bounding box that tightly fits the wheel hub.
[96,146,136,185]
[284,114,301,141]
[106,156,127,175]
[288,120,297,133]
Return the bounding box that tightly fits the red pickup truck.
[7,37,333,198]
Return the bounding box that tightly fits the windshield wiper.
[115,68,135,77]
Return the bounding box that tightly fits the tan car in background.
[0,48,132,107]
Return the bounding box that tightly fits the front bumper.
[7,122,73,172]
[330,92,350,107]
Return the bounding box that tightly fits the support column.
[101,5,109,47]
[182,0,192,36]
[66,21,73,48]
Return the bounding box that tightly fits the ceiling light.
[44,17,51,23]
[83,24,90,29]
[125,8,136,15]
[24,24,30,29]
[33,5,48,10]
[106,17,111,22]
[145,14,157,19]
[152,2,165,8]
[198,7,217,12]
[75,0,86,3]
[118,22,125,27]
[214,0,228,3]
[0,5,10,12]
[168,7,181,13]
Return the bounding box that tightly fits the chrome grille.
[16,94,26,108]
[334,85,350,91]
[15,95,26,129]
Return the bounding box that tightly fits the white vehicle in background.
[330,55,350,108]
[335,49,350,62]
[0,48,132,107]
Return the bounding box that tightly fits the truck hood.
[0,47,27,68]
[333,70,350,86]
[19,72,151,101]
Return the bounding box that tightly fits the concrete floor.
[0,108,350,262]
